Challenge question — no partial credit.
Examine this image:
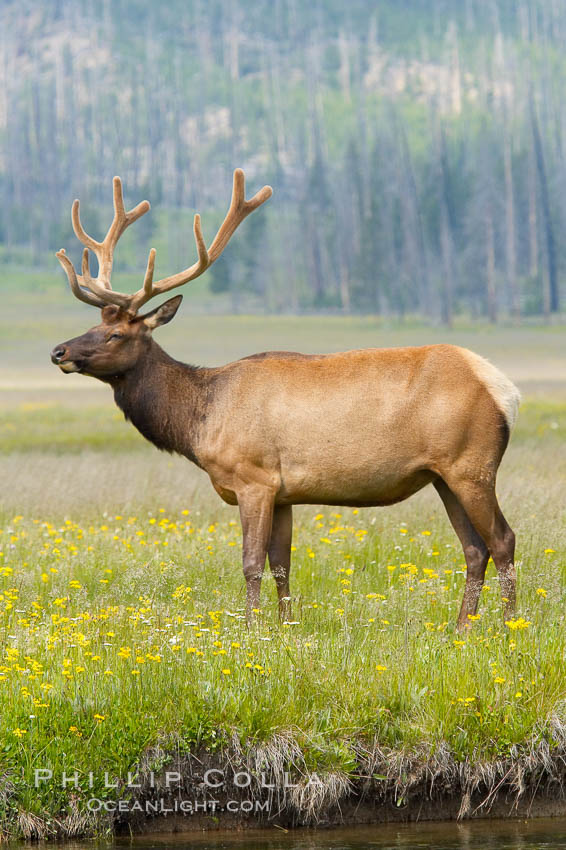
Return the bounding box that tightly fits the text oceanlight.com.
[86,799,270,814]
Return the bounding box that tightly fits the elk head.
[51,170,272,380]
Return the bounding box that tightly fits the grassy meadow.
[1,286,566,835]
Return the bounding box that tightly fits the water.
[102,819,566,849]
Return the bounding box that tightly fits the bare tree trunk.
[485,203,497,323]
[225,0,240,82]
[437,123,454,326]
[446,21,462,115]
[530,93,559,313]
[503,132,520,321]
[306,206,325,304]
[541,263,551,323]
[440,206,454,327]
[397,112,430,315]
[338,30,351,103]
[339,261,351,313]
[285,214,299,313]
[306,36,327,164]
[527,139,539,277]
[267,47,287,165]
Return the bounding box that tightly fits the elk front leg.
[268,505,293,622]
[238,488,275,621]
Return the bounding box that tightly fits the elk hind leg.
[441,476,516,622]
[434,479,490,631]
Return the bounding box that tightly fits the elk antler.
[56,169,273,314]
[56,177,150,309]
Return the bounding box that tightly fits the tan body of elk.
[51,172,520,630]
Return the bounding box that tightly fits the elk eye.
[107,332,124,342]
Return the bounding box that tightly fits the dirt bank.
[14,728,566,840]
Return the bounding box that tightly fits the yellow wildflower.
[505,617,531,631]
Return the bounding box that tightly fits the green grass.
[0,400,565,835]
[0,403,147,453]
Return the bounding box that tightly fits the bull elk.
[51,171,520,630]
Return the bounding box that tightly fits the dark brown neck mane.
[110,341,211,466]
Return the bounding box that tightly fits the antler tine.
[56,249,106,308]
[208,169,273,263]
[112,175,126,221]
[71,201,100,253]
[142,248,157,299]
[81,247,95,287]
[109,177,150,240]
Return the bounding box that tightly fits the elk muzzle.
[51,344,81,373]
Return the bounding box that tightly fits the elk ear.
[140,295,183,330]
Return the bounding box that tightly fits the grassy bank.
[0,393,565,837]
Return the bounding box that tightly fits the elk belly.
[277,452,434,507]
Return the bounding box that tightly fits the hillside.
[1,0,565,320]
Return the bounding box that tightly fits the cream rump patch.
[460,349,521,430]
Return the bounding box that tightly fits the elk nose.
[51,345,67,364]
